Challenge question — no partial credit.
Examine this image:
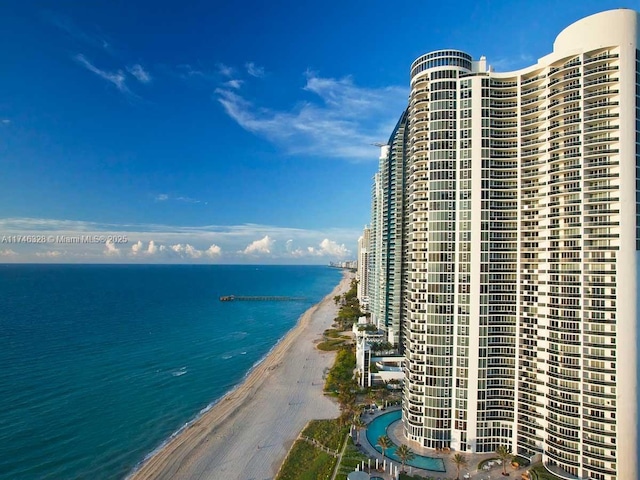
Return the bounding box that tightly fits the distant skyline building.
[368,9,638,480]
[356,227,371,309]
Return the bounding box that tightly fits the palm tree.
[395,444,415,473]
[379,387,390,409]
[451,453,468,480]
[377,435,392,459]
[338,409,352,427]
[495,445,513,476]
[352,416,366,445]
[338,386,356,413]
[366,389,377,409]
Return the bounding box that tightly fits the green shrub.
[276,440,336,480]
[528,464,564,480]
[317,339,345,351]
[324,346,356,392]
[302,419,348,451]
[334,437,369,480]
[513,455,530,466]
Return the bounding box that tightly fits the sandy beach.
[128,271,352,480]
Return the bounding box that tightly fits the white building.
[356,227,371,310]
[354,317,404,388]
[368,168,385,330]
[389,9,638,480]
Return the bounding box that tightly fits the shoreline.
[128,270,352,480]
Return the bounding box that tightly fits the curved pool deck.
[365,410,446,472]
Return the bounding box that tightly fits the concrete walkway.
[331,433,351,480]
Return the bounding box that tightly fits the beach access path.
[129,271,351,480]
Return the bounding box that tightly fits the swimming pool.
[365,410,446,472]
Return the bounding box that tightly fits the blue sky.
[0,0,637,263]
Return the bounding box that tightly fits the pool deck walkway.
[356,407,529,480]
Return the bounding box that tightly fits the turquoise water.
[0,264,341,480]
[365,410,446,472]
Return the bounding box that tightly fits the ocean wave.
[125,328,296,479]
[221,330,249,341]
[125,288,330,480]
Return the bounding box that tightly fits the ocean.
[0,264,342,480]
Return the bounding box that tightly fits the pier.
[219,295,307,302]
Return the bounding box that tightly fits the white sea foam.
[125,327,299,480]
[220,330,249,342]
[124,270,338,480]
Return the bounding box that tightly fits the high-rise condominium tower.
[368,113,409,348]
[357,227,371,309]
[381,9,639,480]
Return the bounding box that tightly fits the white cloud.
[217,63,235,78]
[285,239,294,251]
[104,240,120,256]
[225,79,243,89]
[285,239,305,257]
[1,119,10,125]
[147,240,161,255]
[215,71,406,161]
[205,244,221,257]
[131,240,164,256]
[307,238,350,258]
[243,235,274,255]
[154,193,205,204]
[245,62,265,78]
[35,251,63,258]
[176,64,214,81]
[319,238,349,257]
[127,64,151,83]
[175,196,204,204]
[170,243,202,258]
[75,54,130,94]
[0,218,358,264]
[131,240,144,255]
[170,244,184,254]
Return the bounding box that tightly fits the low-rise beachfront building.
[366,9,639,480]
[355,338,372,388]
[354,317,405,388]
